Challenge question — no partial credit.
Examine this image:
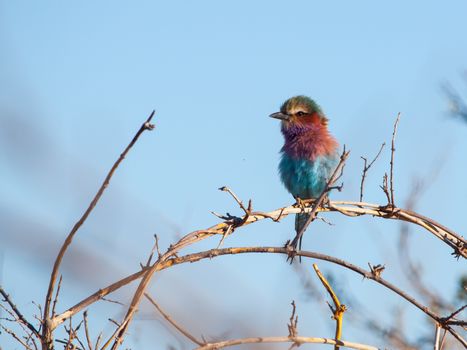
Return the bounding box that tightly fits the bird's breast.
[278,153,338,199]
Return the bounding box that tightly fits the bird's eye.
[296,111,305,117]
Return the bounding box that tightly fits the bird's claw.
[294,196,312,211]
[285,237,301,263]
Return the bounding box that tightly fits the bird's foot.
[285,240,297,263]
[285,235,303,264]
[293,196,313,211]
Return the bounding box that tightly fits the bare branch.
[83,311,93,350]
[218,186,251,216]
[313,264,347,349]
[194,336,379,350]
[389,113,401,207]
[287,301,298,339]
[144,293,203,346]
[360,143,385,202]
[441,304,467,326]
[0,286,39,338]
[0,323,33,350]
[42,110,156,348]
[55,244,465,348]
[43,189,464,350]
[164,247,465,347]
[434,324,441,350]
[51,198,467,330]
[51,275,62,318]
[51,268,148,327]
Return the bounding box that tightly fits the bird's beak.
[269,112,289,121]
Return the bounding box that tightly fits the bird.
[270,95,340,250]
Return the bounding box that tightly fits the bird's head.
[269,95,328,129]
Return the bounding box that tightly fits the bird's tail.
[295,213,311,246]
[295,212,310,235]
[286,213,311,263]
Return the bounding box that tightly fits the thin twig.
[42,111,155,348]
[101,297,124,306]
[218,187,250,215]
[51,275,62,317]
[0,302,35,338]
[144,234,162,267]
[360,143,385,202]
[434,324,440,350]
[95,333,103,350]
[287,301,298,338]
[389,113,401,207]
[381,174,391,204]
[83,311,93,350]
[0,286,39,338]
[439,329,447,350]
[65,317,74,350]
[108,319,120,327]
[72,321,87,350]
[0,324,33,350]
[313,264,347,350]
[441,304,466,324]
[0,324,32,350]
[144,293,203,346]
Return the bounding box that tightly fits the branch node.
[368,263,386,279]
[287,301,299,338]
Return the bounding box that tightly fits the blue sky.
[1,1,466,349]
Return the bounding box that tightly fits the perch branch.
[47,192,464,349]
[51,198,466,331]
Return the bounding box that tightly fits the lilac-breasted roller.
[270,95,339,244]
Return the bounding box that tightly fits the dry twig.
[389,113,401,207]
[194,336,378,350]
[144,293,203,346]
[83,311,93,350]
[0,286,39,339]
[360,143,385,202]
[41,111,156,349]
[313,264,347,350]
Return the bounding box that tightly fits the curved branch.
[52,198,465,349]
[253,201,466,258]
[195,336,378,350]
[168,247,466,348]
[53,246,466,348]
